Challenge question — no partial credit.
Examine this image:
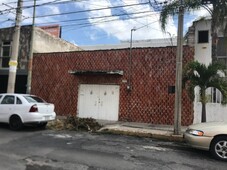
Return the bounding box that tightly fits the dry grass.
[47,116,102,132]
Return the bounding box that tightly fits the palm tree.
[183,61,227,122]
[160,0,227,62]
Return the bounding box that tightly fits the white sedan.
[184,122,227,161]
[0,93,56,130]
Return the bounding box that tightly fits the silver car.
[184,122,227,161]
[0,93,56,130]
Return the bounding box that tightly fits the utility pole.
[26,0,36,94]
[174,0,184,135]
[7,0,23,93]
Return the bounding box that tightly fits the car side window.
[16,97,22,104]
[1,95,15,104]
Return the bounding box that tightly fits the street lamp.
[127,28,136,91]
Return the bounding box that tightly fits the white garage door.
[78,84,120,121]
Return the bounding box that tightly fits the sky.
[0,0,210,46]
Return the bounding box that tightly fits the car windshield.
[24,96,46,103]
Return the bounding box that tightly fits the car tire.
[210,136,227,161]
[37,122,47,129]
[9,115,23,131]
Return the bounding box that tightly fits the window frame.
[1,41,12,68]
[1,95,15,104]
[198,30,209,44]
[16,97,22,104]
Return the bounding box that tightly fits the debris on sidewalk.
[47,116,102,132]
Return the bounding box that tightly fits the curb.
[98,128,185,142]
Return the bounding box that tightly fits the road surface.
[0,124,226,170]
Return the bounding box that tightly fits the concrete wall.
[33,27,82,53]
[193,87,227,124]
[194,103,227,123]
[193,20,212,65]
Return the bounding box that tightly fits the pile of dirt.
[47,116,102,132]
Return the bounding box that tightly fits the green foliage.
[159,0,227,34]
[183,61,227,104]
[211,0,227,35]
[183,61,227,122]
[160,0,201,31]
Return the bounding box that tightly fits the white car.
[0,93,56,130]
[184,122,227,161]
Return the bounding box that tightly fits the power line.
[0,0,175,18]
[62,13,154,30]
[0,0,63,14]
[0,18,13,24]
[0,1,166,28]
[35,10,154,25]
[0,0,66,6]
[71,20,161,43]
[28,2,150,19]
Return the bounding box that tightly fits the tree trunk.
[211,32,218,63]
[201,102,206,123]
[211,1,218,63]
[200,88,207,123]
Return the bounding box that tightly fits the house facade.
[187,18,227,123]
[0,25,82,93]
[31,47,194,126]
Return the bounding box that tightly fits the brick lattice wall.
[32,47,194,125]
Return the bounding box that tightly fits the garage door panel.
[78,84,119,121]
[78,85,99,119]
[99,85,119,121]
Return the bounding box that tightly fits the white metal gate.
[78,84,120,121]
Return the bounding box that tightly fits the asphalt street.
[0,124,226,170]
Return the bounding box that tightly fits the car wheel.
[210,136,227,161]
[9,115,23,131]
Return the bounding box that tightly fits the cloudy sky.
[0,0,210,45]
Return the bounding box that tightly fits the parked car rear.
[0,93,56,130]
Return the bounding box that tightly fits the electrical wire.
[0,1,163,28]
[0,0,63,14]
[29,2,150,19]
[62,13,154,28]
[63,13,155,33]
[35,10,154,25]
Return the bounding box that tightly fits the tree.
[159,0,227,62]
[183,61,227,122]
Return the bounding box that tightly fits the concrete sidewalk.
[98,121,188,142]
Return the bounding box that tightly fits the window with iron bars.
[0,41,11,68]
[195,87,223,104]
[217,37,227,68]
[211,88,223,103]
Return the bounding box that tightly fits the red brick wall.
[39,25,61,38]
[32,47,194,125]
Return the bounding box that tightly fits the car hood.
[188,122,227,137]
